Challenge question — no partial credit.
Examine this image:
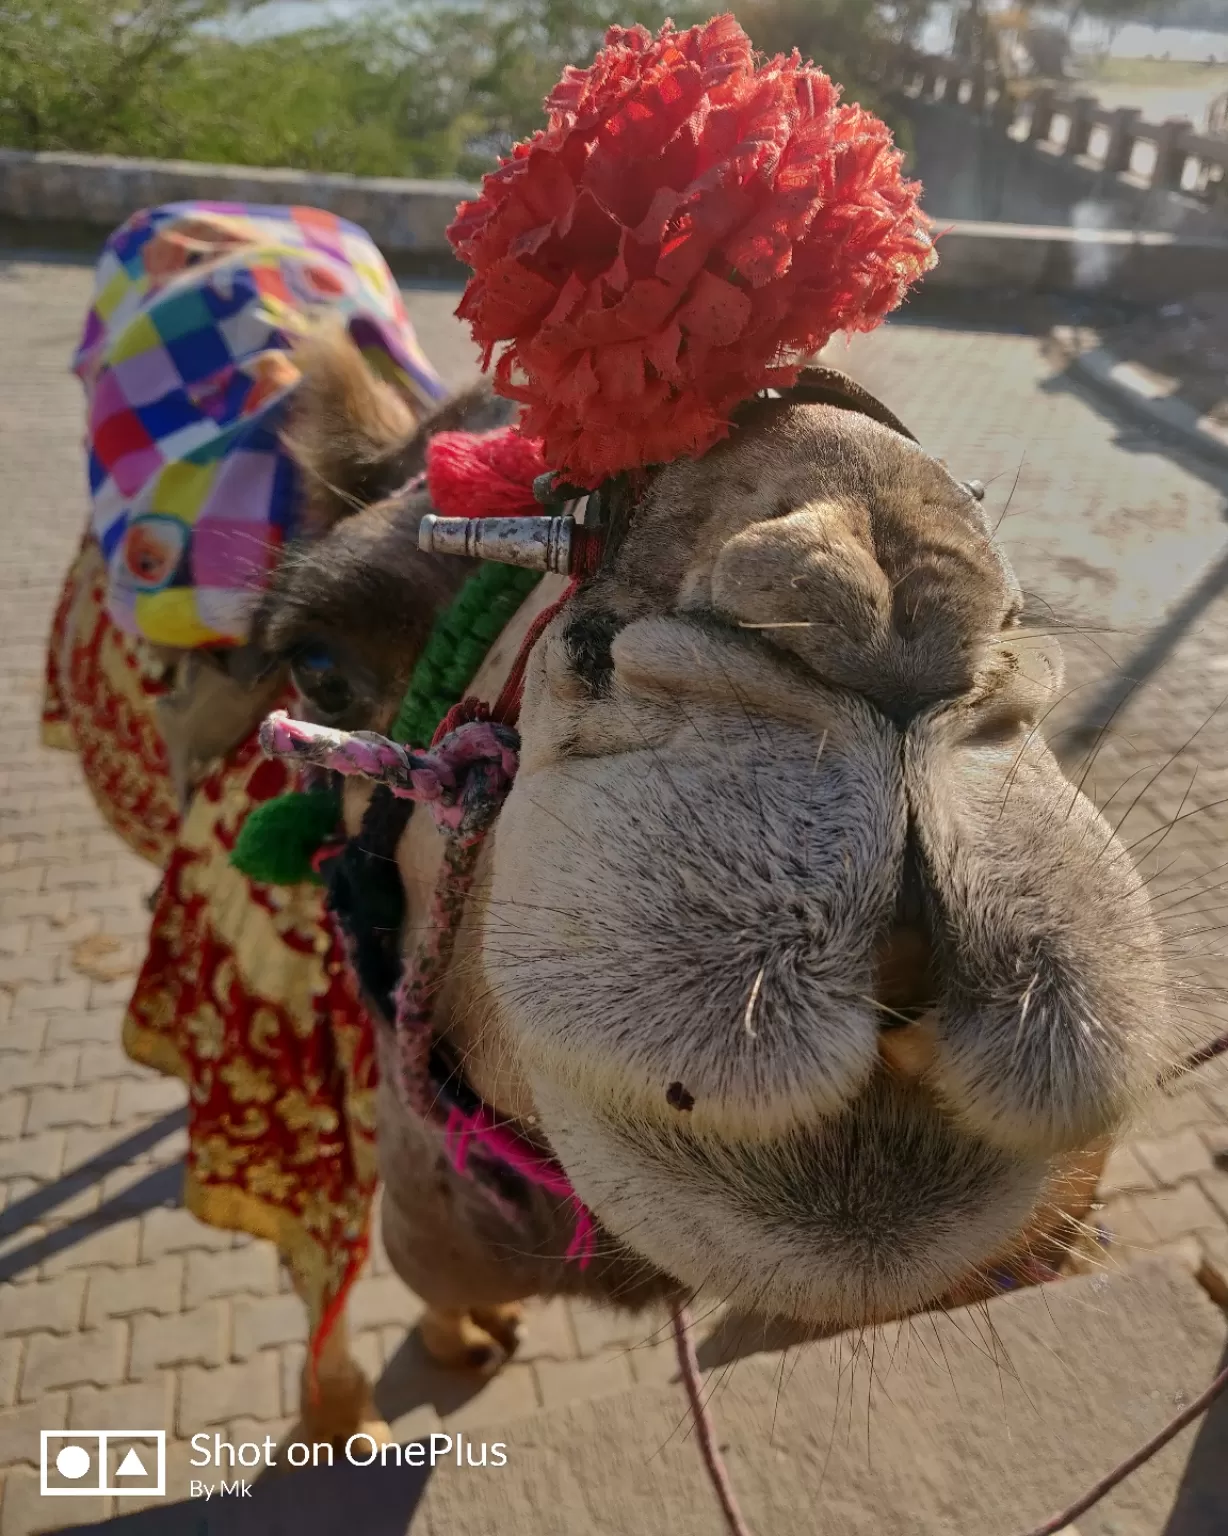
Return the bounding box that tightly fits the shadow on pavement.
[888,287,1228,506]
[695,1310,831,1371]
[1039,359,1228,506]
[1059,542,1228,750]
[59,1455,434,1535]
[0,1107,186,1281]
[1162,1344,1228,1535]
[375,1331,491,1424]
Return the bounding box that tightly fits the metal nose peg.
[418,514,575,574]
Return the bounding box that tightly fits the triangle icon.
[116,1448,147,1478]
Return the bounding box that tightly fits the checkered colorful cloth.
[73,202,448,649]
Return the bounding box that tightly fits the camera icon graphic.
[40,1431,166,1498]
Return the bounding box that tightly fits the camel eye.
[563,610,620,695]
[291,644,354,720]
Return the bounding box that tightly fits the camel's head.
[269,339,1174,1331]
[473,383,1173,1326]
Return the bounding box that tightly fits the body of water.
[233,1,1228,60]
[225,0,398,36]
[221,3,1228,129]
[1105,22,1228,60]
[916,6,1228,61]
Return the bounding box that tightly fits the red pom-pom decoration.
[426,427,548,518]
[447,13,936,488]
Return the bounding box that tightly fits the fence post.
[990,83,1018,137]
[1028,85,1057,143]
[1152,117,1193,191]
[1063,95,1097,159]
[1103,106,1141,175]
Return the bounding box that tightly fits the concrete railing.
[926,221,1228,301]
[892,47,1228,208]
[3,145,1228,303]
[0,148,476,264]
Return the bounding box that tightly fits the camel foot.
[419,1303,523,1375]
[293,1351,389,1453]
[262,1413,393,1482]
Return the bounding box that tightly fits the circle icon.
[55,1445,92,1480]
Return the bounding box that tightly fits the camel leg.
[418,1302,524,1375]
[290,1287,392,1450]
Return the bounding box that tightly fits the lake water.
[225,0,399,34]
[231,1,1228,61]
[224,3,1228,127]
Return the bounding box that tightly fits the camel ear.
[784,367,919,443]
[283,322,423,536]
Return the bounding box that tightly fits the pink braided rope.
[259,710,519,833]
[444,1104,596,1267]
[259,705,597,1272]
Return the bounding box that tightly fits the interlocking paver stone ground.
[2,254,1228,1532]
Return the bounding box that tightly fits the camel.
[242,8,1187,1441]
[250,327,1174,1396]
[56,242,1173,1469]
[45,14,1183,1464]
[40,200,526,1449]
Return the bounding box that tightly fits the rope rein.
[671,1303,755,1536]
[1019,1354,1228,1536]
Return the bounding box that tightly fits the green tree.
[740,0,920,118]
[0,0,918,179]
[341,0,706,175]
[0,2,256,152]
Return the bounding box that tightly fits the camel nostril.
[874,924,939,1079]
[878,1009,940,1078]
[874,925,934,1025]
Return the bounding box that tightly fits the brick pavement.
[0,257,693,1535]
[1,256,1228,1533]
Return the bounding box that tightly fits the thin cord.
[1163,1030,1228,1085]
[672,1285,1228,1536]
[1015,1356,1228,1536]
[1010,1031,1228,1534]
[671,1303,756,1536]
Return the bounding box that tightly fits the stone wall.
[902,97,1224,234]
[0,148,475,273]
[891,46,1228,238]
[3,144,1228,303]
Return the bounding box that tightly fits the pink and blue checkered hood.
[73,202,447,649]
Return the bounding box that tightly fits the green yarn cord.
[231,789,341,887]
[228,561,540,887]
[391,562,542,746]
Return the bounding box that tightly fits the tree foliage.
[0,0,920,180]
[0,2,250,152]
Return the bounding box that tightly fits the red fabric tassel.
[426,427,548,519]
[446,15,936,488]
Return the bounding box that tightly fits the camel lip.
[531,1074,1052,1327]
